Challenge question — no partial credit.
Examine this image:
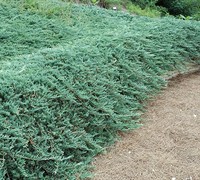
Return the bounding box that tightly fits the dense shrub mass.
[0,0,200,179]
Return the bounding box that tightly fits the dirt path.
[92,72,200,180]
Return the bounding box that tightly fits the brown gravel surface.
[92,71,200,180]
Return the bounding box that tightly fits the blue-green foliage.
[0,1,200,179]
[0,4,75,60]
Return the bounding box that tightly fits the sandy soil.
[92,71,200,180]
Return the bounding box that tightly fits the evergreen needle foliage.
[0,0,200,179]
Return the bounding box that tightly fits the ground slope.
[93,71,200,180]
[0,1,200,179]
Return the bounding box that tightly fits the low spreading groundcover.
[0,0,200,179]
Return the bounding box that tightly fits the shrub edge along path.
[92,69,200,180]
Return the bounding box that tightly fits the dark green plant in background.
[157,0,200,16]
[60,0,200,19]
[130,0,200,19]
[131,0,158,9]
